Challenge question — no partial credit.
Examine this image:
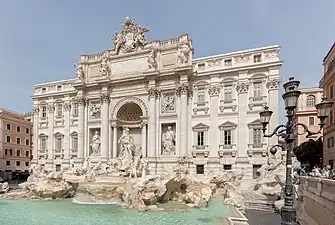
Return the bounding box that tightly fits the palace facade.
[31,17,281,180]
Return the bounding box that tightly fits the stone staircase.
[245,201,276,212]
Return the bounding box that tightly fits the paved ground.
[245,210,281,225]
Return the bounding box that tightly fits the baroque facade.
[31,17,281,181]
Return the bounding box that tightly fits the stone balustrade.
[298,177,335,225]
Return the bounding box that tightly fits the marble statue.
[99,52,109,76]
[118,127,136,170]
[162,126,176,155]
[76,63,85,82]
[112,17,149,54]
[178,43,191,64]
[147,48,157,69]
[90,131,101,156]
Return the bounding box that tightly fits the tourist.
[299,166,307,176]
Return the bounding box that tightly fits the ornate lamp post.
[259,77,333,225]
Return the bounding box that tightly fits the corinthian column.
[177,84,189,156]
[32,105,39,166]
[100,92,110,161]
[148,88,157,158]
[77,96,85,161]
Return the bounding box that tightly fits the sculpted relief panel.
[161,92,176,113]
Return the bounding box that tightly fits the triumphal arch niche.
[72,16,193,170]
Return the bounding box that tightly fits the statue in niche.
[177,43,191,64]
[162,126,176,155]
[89,102,101,119]
[90,131,101,156]
[118,127,136,171]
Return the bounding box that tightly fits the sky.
[0,0,334,124]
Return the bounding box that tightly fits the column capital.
[266,78,280,90]
[33,105,39,115]
[100,92,110,103]
[236,81,249,94]
[176,83,189,97]
[148,87,157,99]
[77,96,86,106]
[63,101,71,111]
[208,84,220,97]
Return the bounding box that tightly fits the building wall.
[31,20,282,183]
[294,87,323,146]
[0,109,33,172]
[321,43,335,168]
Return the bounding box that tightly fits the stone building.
[0,108,33,177]
[31,17,281,180]
[293,87,324,146]
[320,42,335,168]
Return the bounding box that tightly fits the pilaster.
[148,87,157,158]
[267,77,280,147]
[208,84,220,157]
[77,96,85,162]
[63,98,71,164]
[32,104,39,165]
[47,99,54,163]
[176,83,189,156]
[112,123,118,158]
[236,79,249,157]
[141,121,147,157]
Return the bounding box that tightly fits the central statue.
[117,127,136,171]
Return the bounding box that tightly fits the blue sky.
[0,0,334,124]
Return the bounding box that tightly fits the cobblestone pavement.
[245,210,281,225]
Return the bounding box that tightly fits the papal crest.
[112,17,150,55]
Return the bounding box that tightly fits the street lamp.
[259,77,333,225]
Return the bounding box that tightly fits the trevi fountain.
[0,127,287,225]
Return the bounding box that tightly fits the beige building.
[0,108,33,174]
[31,17,281,183]
[320,43,335,168]
[293,87,323,146]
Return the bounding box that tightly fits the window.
[224,85,233,102]
[330,85,334,99]
[306,95,315,107]
[196,165,204,174]
[224,130,232,145]
[56,165,61,172]
[16,161,20,166]
[309,117,315,125]
[26,151,29,157]
[56,104,63,117]
[197,131,204,146]
[71,134,78,151]
[55,133,63,151]
[42,87,46,93]
[5,149,8,155]
[17,126,21,132]
[25,162,29,167]
[223,165,232,170]
[73,103,79,117]
[253,128,262,148]
[9,149,12,156]
[17,137,21,144]
[327,137,334,148]
[6,123,11,130]
[198,63,205,70]
[6,161,10,166]
[224,59,232,66]
[330,109,333,125]
[197,88,205,105]
[57,85,62,91]
[41,106,47,118]
[253,54,262,63]
[26,139,29,145]
[26,128,29,134]
[16,150,20,157]
[253,165,262,179]
[253,82,262,98]
[41,138,47,151]
[6,136,11,143]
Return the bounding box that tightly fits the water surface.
[0,199,234,225]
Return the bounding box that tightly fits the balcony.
[193,101,209,115]
[192,145,209,157]
[248,96,267,110]
[53,149,64,159]
[219,99,237,113]
[218,144,237,157]
[38,150,48,159]
[247,143,267,157]
[70,149,78,158]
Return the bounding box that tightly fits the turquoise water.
[0,199,234,225]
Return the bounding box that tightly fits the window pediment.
[70,131,78,136]
[54,132,64,137]
[192,122,209,131]
[248,119,262,128]
[38,133,48,138]
[219,121,237,129]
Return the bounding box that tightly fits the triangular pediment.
[192,122,209,131]
[219,121,237,128]
[248,119,262,128]
[38,133,48,137]
[70,131,78,136]
[54,132,64,137]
